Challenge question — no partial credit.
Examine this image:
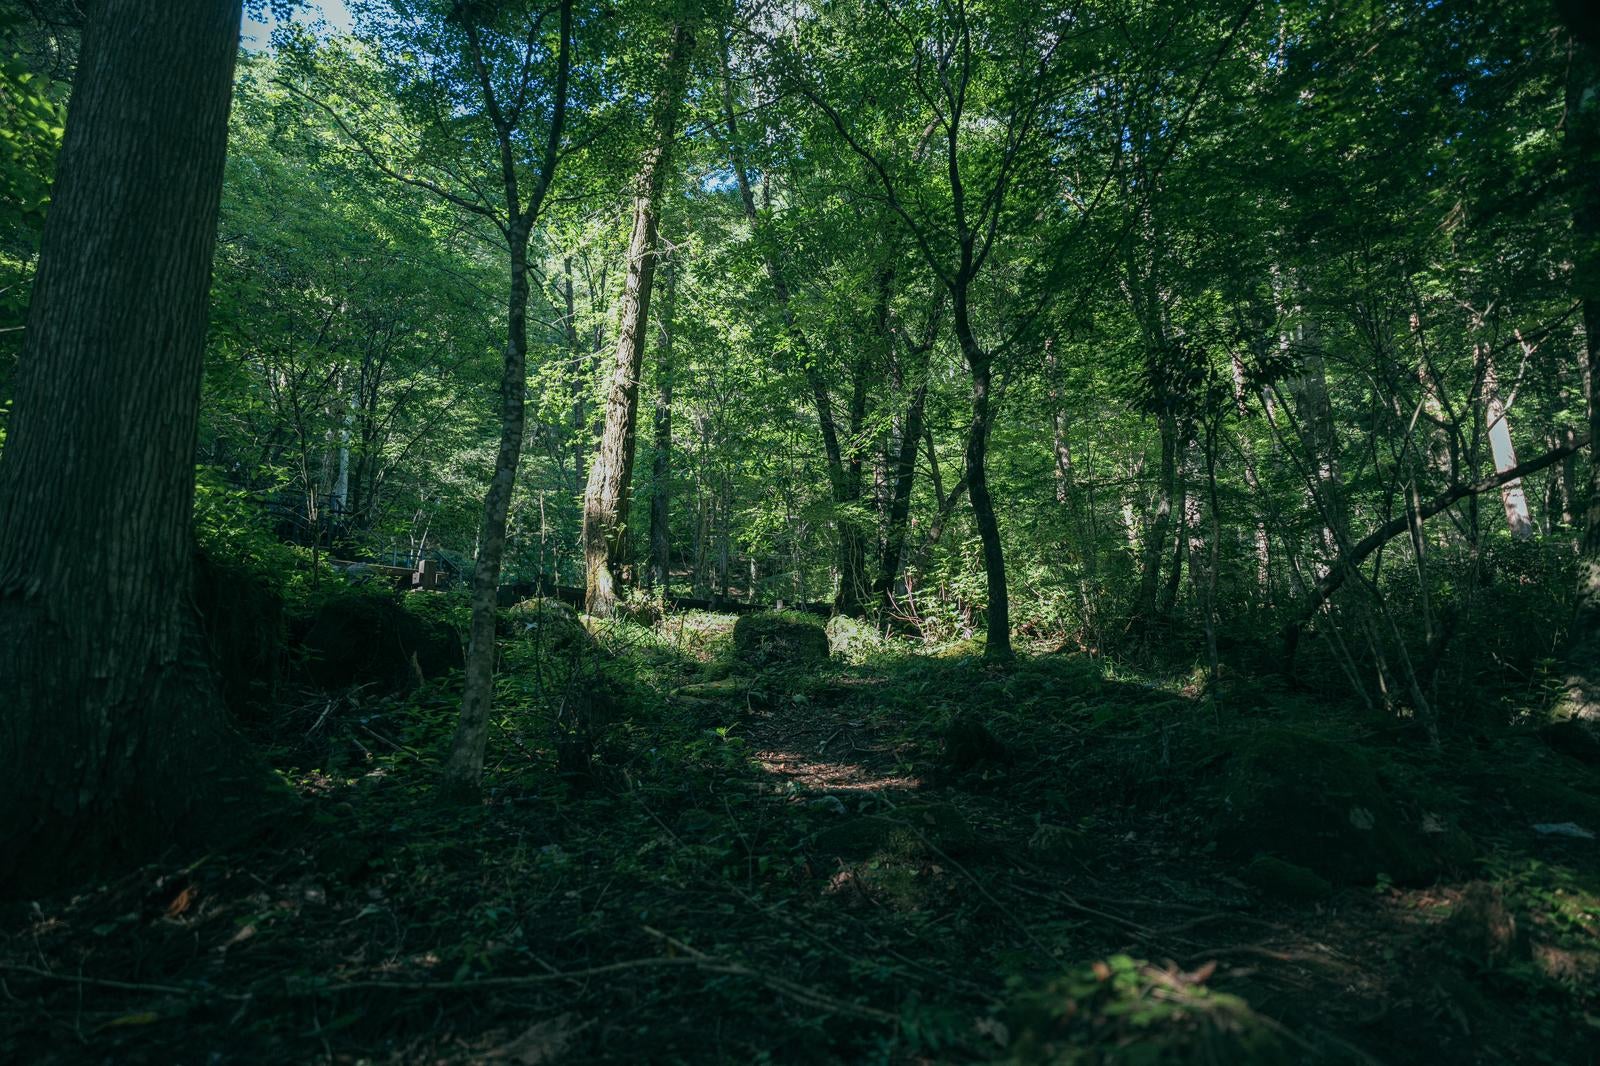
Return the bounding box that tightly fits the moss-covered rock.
[1214,729,1451,886]
[1241,855,1334,903]
[500,597,591,654]
[1007,954,1294,1066]
[732,611,829,668]
[295,587,463,692]
[943,713,1010,773]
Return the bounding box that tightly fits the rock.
[500,597,591,655]
[943,713,1010,773]
[1214,729,1456,886]
[296,588,463,692]
[732,612,829,668]
[1541,718,1600,765]
[1241,855,1334,903]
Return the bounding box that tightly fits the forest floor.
[3,604,1600,1064]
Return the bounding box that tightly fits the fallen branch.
[1281,434,1589,670]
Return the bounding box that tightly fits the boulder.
[296,589,462,692]
[732,611,829,669]
[1214,729,1459,886]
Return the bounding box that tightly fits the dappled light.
[3,0,1600,1063]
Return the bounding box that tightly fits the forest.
[2,0,1599,1061]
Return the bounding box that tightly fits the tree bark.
[0,0,266,890]
[442,2,571,796]
[1561,23,1600,720]
[582,22,691,615]
[953,294,1012,661]
[648,256,677,593]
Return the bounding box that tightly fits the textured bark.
[1561,27,1600,720]
[648,258,677,592]
[0,0,264,889]
[953,297,1012,661]
[582,23,691,615]
[442,2,571,795]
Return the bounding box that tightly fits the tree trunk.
[1482,349,1533,540]
[446,227,534,789]
[875,377,929,613]
[441,1,571,796]
[953,296,1012,661]
[1562,24,1600,719]
[648,257,677,593]
[583,23,690,615]
[719,49,858,612]
[1135,416,1177,625]
[0,0,266,890]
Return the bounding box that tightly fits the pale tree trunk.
[583,23,691,615]
[442,3,571,796]
[0,0,267,889]
[1482,350,1533,539]
[647,257,678,593]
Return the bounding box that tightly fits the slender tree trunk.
[1482,350,1533,540]
[953,293,1012,661]
[0,0,267,889]
[1135,416,1177,625]
[648,257,677,593]
[442,1,571,796]
[719,49,858,611]
[447,228,534,787]
[562,257,588,488]
[875,376,929,612]
[583,23,690,615]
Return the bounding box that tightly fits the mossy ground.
[3,605,1598,1064]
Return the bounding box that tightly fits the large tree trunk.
[582,23,691,615]
[0,0,265,890]
[1562,23,1600,721]
[648,257,677,593]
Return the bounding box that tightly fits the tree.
[293,0,577,795]
[582,17,694,615]
[0,0,265,887]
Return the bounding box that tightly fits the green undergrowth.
[4,604,1598,1064]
